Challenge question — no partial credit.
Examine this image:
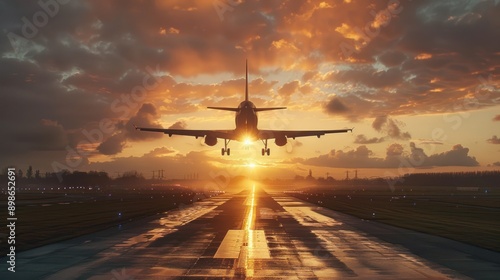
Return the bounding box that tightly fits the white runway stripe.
[214,230,270,259]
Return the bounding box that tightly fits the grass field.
[0,188,205,252]
[289,185,500,252]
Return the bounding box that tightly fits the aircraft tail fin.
[208,61,287,113]
[245,59,248,101]
[245,60,286,112]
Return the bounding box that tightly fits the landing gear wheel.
[221,139,231,156]
[261,139,270,156]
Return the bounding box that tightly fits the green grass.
[0,189,200,252]
[291,187,500,252]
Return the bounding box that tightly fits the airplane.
[135,60,353,156]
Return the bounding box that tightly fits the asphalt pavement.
[2,185,499,279]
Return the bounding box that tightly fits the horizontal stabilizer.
[255,107,287,112]
[207,107,240,112]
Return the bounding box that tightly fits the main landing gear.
[220,139,271,156]
[261,139,270,156]
[221,139,231,156]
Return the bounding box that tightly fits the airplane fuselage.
[235,101,258,140]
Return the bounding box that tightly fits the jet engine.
[275,135,287,146]
[204,135,218,146]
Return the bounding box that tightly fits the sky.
[1,0,499,181]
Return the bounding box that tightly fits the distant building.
[306,169,314,180]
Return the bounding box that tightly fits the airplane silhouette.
[135,60,352,156]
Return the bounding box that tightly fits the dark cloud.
[95,103,164,156]
[13,119,68,151]
[143,147,176,157]
[354,134,384,144]
[327,67,404,88]
[323,94,376,121]
[372,116,411,140]
[249,78,278,97]
[324,97,349,114]
[372,116,388,131]
[301,71,319,82]
[297,142,479,168]
[490,161,500,167]
[487,136,500,144]
[299,145,384,168]
[0,58,112,130]
[426,144,479,167]
[386,119,411,140]
[378,51,407,67]
[401,1,500,55]
[298,83,313,94]
[96,134,125,155]
[168,121,187,129]
[278,81,300,96]
[409,142,427,165]
[124,103,163,141]
[328,0,499,118]
[386,143,404,157]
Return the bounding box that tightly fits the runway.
[3,186,500,279]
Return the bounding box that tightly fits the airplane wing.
[134,125,237,140]
[258,128,353,139]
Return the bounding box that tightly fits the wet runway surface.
[3,186,500,279]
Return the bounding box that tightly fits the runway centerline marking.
[214,185,270,264]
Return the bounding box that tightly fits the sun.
[246,162,257,169]
[243,137,253,146]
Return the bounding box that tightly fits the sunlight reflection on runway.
[242,184,256,277]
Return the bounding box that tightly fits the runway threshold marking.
[213,230,270,259]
